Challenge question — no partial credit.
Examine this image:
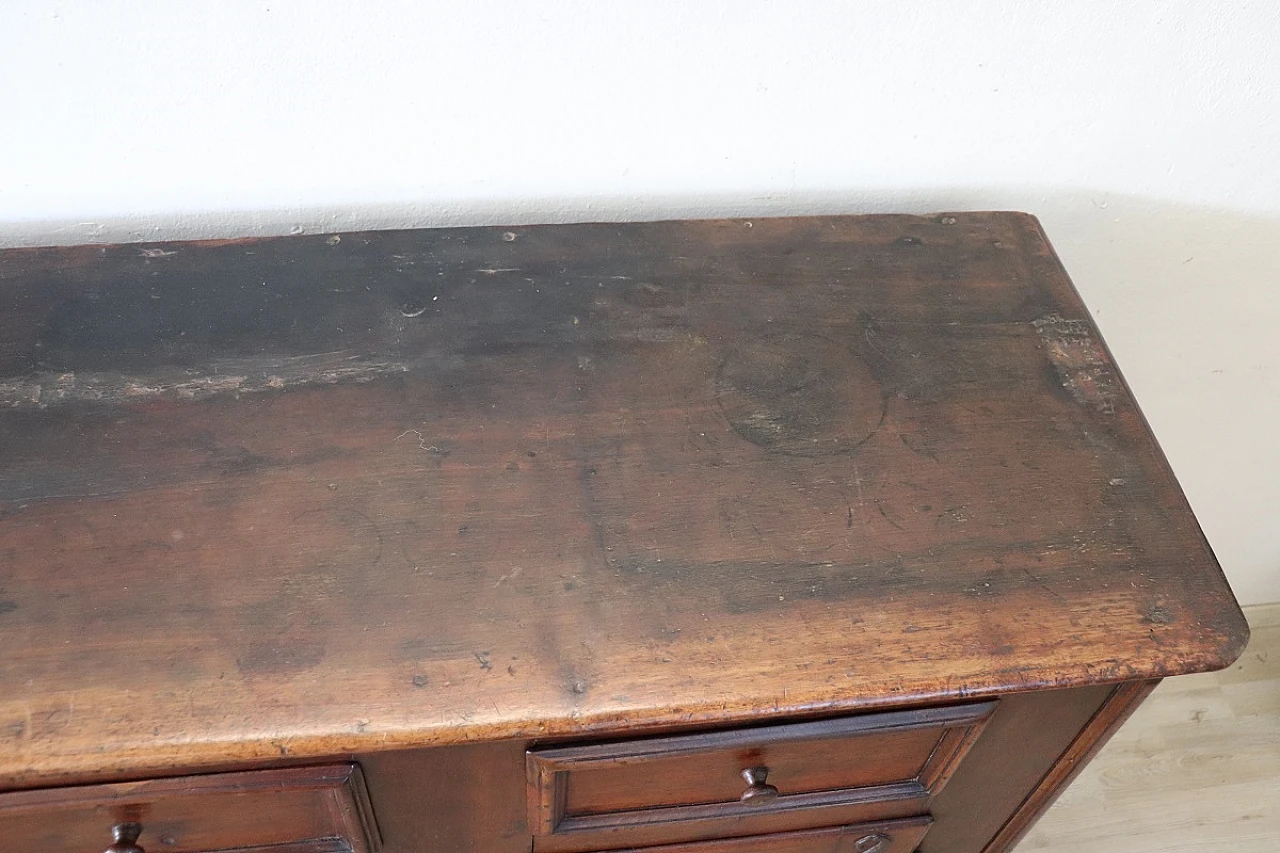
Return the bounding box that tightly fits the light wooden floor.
[1015,602,1280,853]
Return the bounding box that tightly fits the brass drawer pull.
[105,822,145,853]
[855,833,891,853]
[739,766,779,804]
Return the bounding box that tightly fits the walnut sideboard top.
[0,213,1247,791]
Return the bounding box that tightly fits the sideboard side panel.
[359,741,532,853]
[923,683,1120,853]
[977,680,1159,853]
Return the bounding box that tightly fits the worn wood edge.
[0,670,1218,790]
[978,679,1160,853]
[527,701,998,767]
[0,211,1009,262]
[1024,217,1252,671]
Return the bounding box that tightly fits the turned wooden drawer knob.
[739,766,779,804]
[104,822,145,853]
[854,833,892,853]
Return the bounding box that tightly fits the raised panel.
[528,703,994,841]
[0,764,379,853]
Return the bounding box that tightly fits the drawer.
[581,818,932,853]
[528,702,993,845]
[0,764,379,853]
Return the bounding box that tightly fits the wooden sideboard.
[0,213,1247,853]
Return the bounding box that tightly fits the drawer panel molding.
[528,703,995,838]
[0,764,380,853]
[575,817,933,853]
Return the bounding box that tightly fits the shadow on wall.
[2,190,1277,605]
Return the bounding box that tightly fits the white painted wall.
[2,1,1278,604]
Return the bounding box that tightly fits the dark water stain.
[201,444,353,478]
[715,333,887,456]
[12,227,620,380]
[235,638,326,677]
[231,579,338,678]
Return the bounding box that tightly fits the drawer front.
[0,764,379,853]
[584,818,932,853]
[528,702,993,840]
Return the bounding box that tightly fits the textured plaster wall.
[2,2,1278,603]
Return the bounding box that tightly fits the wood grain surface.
[0,213,1247,786]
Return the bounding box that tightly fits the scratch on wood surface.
[494,567,523,587]
[394,429,449,455]
[1033,315,1117,413]
[0,352,410,409]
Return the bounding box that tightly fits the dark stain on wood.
[715,333,887,456]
